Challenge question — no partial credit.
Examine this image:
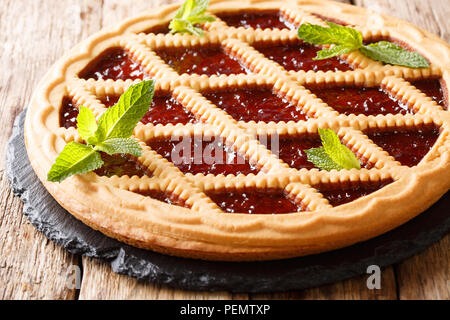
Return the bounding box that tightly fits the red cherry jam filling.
[217,10,293,30]
[207,189,304,214]
[99,93,197,125]
[144,23,170,34]
[307,86,411,116]
[203,87,308,122]
[94,153,151,177]
[318,180,393,207]
[155,45,248,76]
[60,97,79,128]
[99,95,120,107]
[366,127,440,167]
[260,134,321,170]
[147,136,259,176]
[412,79,446,108]
[133,189,188,208]
[260,134,370,170]
[253,42,353,72]
[79,47,147,81]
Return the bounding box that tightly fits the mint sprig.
[169,0,215,36]
[305,128,361,171]
[359,41,429,68]
[47,80,154,182]
[297,22,429,68]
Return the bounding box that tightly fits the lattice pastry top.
[25,0,450,261]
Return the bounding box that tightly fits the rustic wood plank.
[356,0,450,42]
[79,257,234,300]
[396,236,449,300]
[0,0,104,299]
[0,172,79,299]
[355,0,450,300]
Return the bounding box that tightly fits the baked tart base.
[25,0,450,261]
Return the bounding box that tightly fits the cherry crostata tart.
[25,0,450,261]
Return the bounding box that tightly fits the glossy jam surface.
[100,94,197,125]
[134,189,187,207]
[412,79,446,107]
[260,135,322,170]
[99,95,119,107]
[60,97,79,128]
[261,134,370,170]
[308,86,410,116]
[319,180,393,207]
[217,10,292,29]
[79,47,147,81]
[207,189,303,214]
[254,43,352,72]
[155,46,248,76]
[94,153,150,177]
[367,128,440,167]
[147,136,259,176]
[203,88,308,122]
[145,23,170,34]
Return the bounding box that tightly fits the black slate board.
[6,110,450,293]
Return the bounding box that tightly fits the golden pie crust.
[25,0,450,261]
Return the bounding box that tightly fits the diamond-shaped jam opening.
[318,179,393,207]
[99,92,197,125]
[207,188,304,214]
[144,23,170,34]
[203,87,309,122]
[366,127,440,167]
[260,134,321,170]
[133,189,188,208]
[412,79,446,108]
[79,47,147,80]
[155,45,248,76]
[216,10,293,30]
[147,135,259,176]
[260,134,371,170]
[307,85,411,116]
[253,42,353,72]
[94,153,151,177]
[60,97,79,128]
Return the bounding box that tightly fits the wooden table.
[0,0,448,300]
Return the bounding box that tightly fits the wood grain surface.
[0,0,448,300]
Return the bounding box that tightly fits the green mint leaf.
[305,129,361,171]
[47,142,103,182]
[297,22,362,48]
[170,19,204,36]
[169,0,215,35]
[189,0,209,17]
[305,147,343,171]
[95,80,154,142]
[319,128,361,170]
[94,138,142,157]
[360,41,429,68]
[187,15,216,25]
[314,45,355,60]
[174,0,194,19]
[48,80,155,182]
[77,106,98,145]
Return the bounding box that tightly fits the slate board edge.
[5,110,450,293]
